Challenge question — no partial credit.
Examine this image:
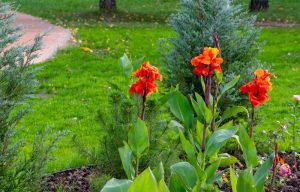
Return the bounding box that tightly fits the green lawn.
[6,0,300,172]
[255,27,300,146]
[9,0,300,23]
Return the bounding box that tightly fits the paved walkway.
[12,13,72,64]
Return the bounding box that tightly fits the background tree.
[249,0,269,11]
[99,0,116,9]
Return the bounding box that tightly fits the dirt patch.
[255,21,298,28]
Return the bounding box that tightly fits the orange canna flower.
[129,61,162,96]
[131,61,163,82]
[240,69,274,108]
[191,47,223,77]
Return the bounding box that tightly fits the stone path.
[12,13,72,64]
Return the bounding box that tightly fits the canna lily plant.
[168,34,275,192]
[101,60,168,192]
[101,34,277,192]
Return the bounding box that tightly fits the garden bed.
[43,166,96,192]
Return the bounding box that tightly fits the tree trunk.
[99,0,116,9]
[249,0,269,11]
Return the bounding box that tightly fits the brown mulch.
[275,153,300,192]
[42,166,96,192]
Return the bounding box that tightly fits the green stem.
[292,104,297,171]
[211,79,218,132]
[140,91,147,120]
[250,105,255,139]
[293,105,296,148]
[202,75,211,151]
[135,156,139,177]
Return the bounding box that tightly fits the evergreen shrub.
[0,2,67,191]
[160,0,263,107]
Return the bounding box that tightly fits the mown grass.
[255,27,300,148]
[5,0,300,172]
[21,24,173,172]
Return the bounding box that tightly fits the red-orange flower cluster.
[240,69,275,108]
[191,47,223,77]
[129,61,162,96]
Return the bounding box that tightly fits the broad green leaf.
[206,127,238,157]
[178,129,197,167]
[254,154,275,192]
[159,89,177,106]
[205,160,221,184]
[239,126,258,168]
[221,106,249,123]
[230,167,237,192]
[217,75,240,101]
[219,153,243,167]
[128,168,158,192]
[194,93,212,124]
[120,53,132,77]
[158,180,170,192]
[200,77,206,94]
[118,142,135,180]
[153,162,165,182]
[170,162,197,190]
[169,174,186,192]
[195,121,204,146]
[237,169,257,192]
[191,96,201,117]
[218,120,233,130]
[128,119,149,158]
[215,72,223,84]
[168,91,193,129]
[101,178,132,192]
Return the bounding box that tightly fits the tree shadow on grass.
[56,9,171,25]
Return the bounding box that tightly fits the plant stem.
[292,104,297,171]
[202,75,211,151]
[293,105,296,150]
[135,156,139,177]
[270,143,278,192]
[210,33,220,132]
[137,95,140,117]
[213,33,221,56]
[250,105,255,138]
[140,91,147,120]
[211,79,218,132]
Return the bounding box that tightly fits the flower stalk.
[269,143,278,192]
[211,79,218,132]
[250,105,255,138]
[140,90,147,120]
[211,33,221,132]
[135,155,139,177]
[202,74,211,151]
